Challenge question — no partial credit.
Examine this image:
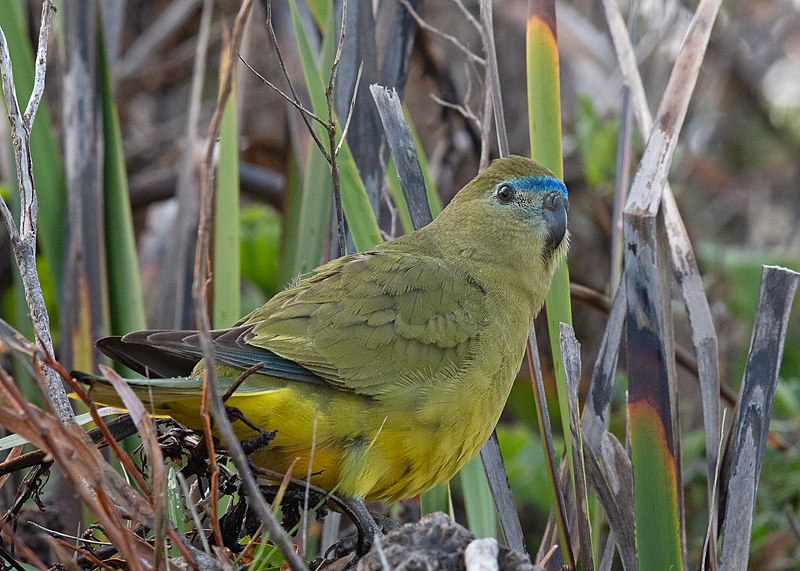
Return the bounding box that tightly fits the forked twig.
[0,0,72,422]
[238,55,327,130]
[398,0,485,67]
[264,0,330,163]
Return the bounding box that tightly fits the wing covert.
[245,252,487,396]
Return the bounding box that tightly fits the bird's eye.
[496,184,516,204]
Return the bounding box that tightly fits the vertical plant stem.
[326,0,349,257]
[192,2,309,569]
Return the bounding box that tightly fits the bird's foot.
[326,498,397,557]
[224,406,276,455]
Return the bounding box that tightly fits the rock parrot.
[88,155,569,507]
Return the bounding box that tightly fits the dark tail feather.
[96,335,199,378]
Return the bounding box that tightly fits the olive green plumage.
[91,155,569,502]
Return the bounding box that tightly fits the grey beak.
[542,191,568,252]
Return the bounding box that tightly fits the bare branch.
[449,0,483,35]
[326,0,349,257]
[336,62,363,156]
[431,94,480,127]
[23,0,55,125]
[238,54,327,129]
[478,63,492,170]
[398,0,485,67]
[480,0,508,157]
[265,0,331,164]
[0,0,72,422]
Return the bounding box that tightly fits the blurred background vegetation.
[0,0,799,568]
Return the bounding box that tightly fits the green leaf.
[527,4,580,563]
[420,481,453,518]
[575,95,620,187]
[213,91,241,328]
[240,205,282,298]
[459,455,497,538]
[99,28,146,336]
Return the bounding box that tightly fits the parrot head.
[435,155,569,272]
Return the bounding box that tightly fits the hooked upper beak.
[542,191,568,253]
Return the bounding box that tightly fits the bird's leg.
[224,406,276,455]
[340,497,385,556]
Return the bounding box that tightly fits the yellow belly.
[159,380,503,502]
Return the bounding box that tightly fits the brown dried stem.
[192,1,309,569]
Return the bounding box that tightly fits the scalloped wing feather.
[245,252,486,396]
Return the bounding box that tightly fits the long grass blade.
[335,0,383,213]
[213,86,240,327]
[287,0,380,252]
[527,328,574,567]
[601,0,725,563]
[369,84,432,228]
[526,0,575,563]
[583,432,636,570]
[720,266,799,570]
[378,0,419,96]
[98,29,146,338]
[527,0,575,481]
[459,454,497,539]
[581,282,626,450]
[61,1,109,373]
[420,481,453,517]
[621,0,724,566]
[561,324,595,570]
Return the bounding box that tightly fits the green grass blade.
[98,29,146,336]
[279,147,331,284]
[527,0,574,448]
[459,455,497,539]
[384,104,442,235]
[420,481,453,518]
[213,90,241,327]
[526,0,578,563]
[279,0,335,282]
[385,159,414,234]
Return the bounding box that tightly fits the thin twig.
[301,412,318,557]
[480,0,508,157]
[397,0,485,67]
[264,0,330,163]
[176,472,212,556]
[326,0,349,257]
[24,521,112,547]
[192,1,309,569]
[430,94,480,127]
[449,0,483,34]
[0,0,72,422]
[478,64,492,170]
[23,1,53,125]
[238,55,327,129]
[335,62,363,156]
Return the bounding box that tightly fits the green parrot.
[87,154,568,534]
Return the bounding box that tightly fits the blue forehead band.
[504,175,568,197]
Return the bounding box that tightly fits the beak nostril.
[543,191,567,212]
